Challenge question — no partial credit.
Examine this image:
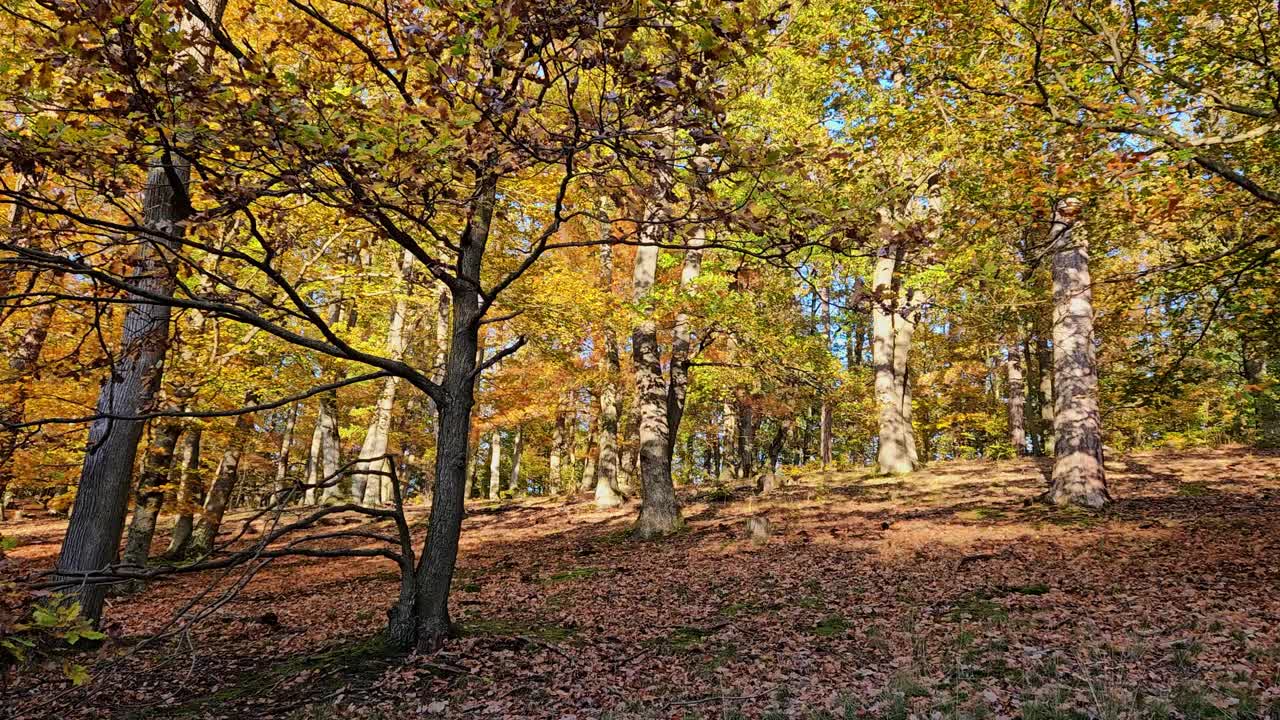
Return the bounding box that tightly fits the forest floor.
[3,446,1280,720]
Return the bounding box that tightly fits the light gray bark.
[509,426,523,496]
[273,403,298,498]
[189,400,255,555]
[594,245,624,508]
[631,213,681,537]
[487,431,502,500]
[1006,348,1027,455]
[872,241,919,475]
[315,392,343,502]
[163,428,202,557]
[121,418,183,567]
[1047,199,1109,508]
[355,250,413,505]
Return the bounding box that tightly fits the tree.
[1047,199,1109,508]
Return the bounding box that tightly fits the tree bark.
[872,241,919,475]
[631,214,681,538]
[578,410,598,493]
[313,392,343,502]
[665,226,705,456]
[273,403,298,499]
[509,426,523,496]
[1006,347,1027,455]
[549,402,567,494]
[54,0,229,623]
[1047,199,1109,508]
[487,430,502,500]
[121,418,183,567]
[163,428,202,557]
[385,172,495,653]
[355,252,413,506]
[189,398,256,555]
[594,244,625,508]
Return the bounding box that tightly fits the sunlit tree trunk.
[666,226,705,455]
[1047,199,1109,508]
[591,242,625,506]
[487,430,502,501]
[121,417,182,567]
[579,409,598,493]
[737,400,755,479]
[355,251,412,506]
[632,206,681,538]
[163,428,202,557]
[1006,348,1026,455]
[314,392,343,502]
[189,398,256,555]
[273,403,298,498]
[549,402,567,493]
[509,425,523,496]
[872,241,919,475]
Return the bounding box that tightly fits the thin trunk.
[303,414,323,504]
[487,430,502,501]
[1047,199,1108,508]
[720,401,737,482]
[737,401,755,479]
[121,419,182,567]
[1006,347,1027,455]
[632,213,680,538]
[1036,331,1055,455]
[579,410,598,493]
[355,253,411,505]
[549,406,567,493]
[163,428,202,557]
[316,392,343,502]
[189,399,256,555]
[665,226,705,456]
[593,228,624,508]
[273,404,299,502]
[820,280,834,468]
[509,426,523,496]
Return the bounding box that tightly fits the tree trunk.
[163,428,202,557]
[273,403,298,499]
[189,399,256,555]
[121,419,183,567]
[487,430,502,501]
[54,0,228,624]
[617,402,637,495]
[631,216,681,538]
[1036,330,1055,455]
[384,173,494,654]
[819,280,834,468]
[549,404,567,494]
[1006,348,1027,455]
[737,401,755,479]
[509,426,523,496]
[872,242,919,475]
[1046,199,1109,508]
[578,410,599,493]
[315,392,343,502]
[665,226,705,456]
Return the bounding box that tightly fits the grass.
[811,614,851,637]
